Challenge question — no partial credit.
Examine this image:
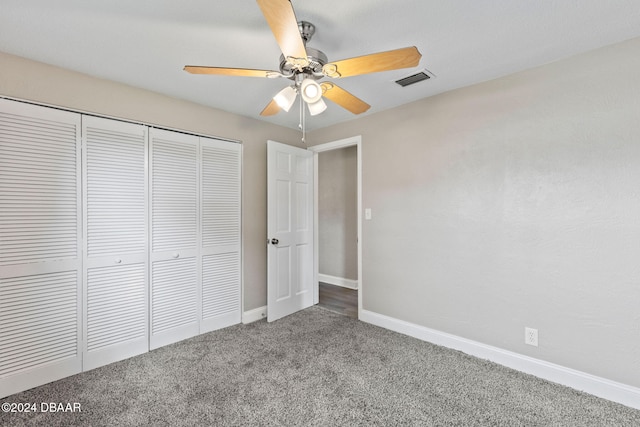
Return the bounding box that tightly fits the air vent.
[395,69,435,87]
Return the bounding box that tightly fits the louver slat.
[0,110,79,266]
[86,264,146,351]
[202,252,240,319]
[152,257,197,333]
[151,137,198,252]
[0,271,78,376]
[201,145,241,250]
[85,125,146,257]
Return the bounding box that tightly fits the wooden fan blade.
[184,66,280,78]
[323,46,421,78]
[260,98,281,116]
[321,83,370,115]
[256,0,308,67]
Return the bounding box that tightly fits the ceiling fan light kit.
[184,0,422,138]
[306,96,327,116]
[300,78,327,116]
[300,79,321,103]
[273,86,297,112]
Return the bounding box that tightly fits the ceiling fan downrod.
[298,21,315,45]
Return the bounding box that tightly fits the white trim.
[360,309,640,410]
[242,306,267,324]
[318,273,358,290]
[309,136,363,319]
[308,136,361,153]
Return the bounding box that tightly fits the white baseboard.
[318,273,358,290]
[242,306,267,324]
[359,309,640,410]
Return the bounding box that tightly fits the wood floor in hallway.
[318,282,357,319]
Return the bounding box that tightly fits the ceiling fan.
[184,0,422,119]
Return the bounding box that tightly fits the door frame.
[308,135,362,318]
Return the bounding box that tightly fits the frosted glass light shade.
[273,86,297,112]
[300,79,323,104]
[307,98,327,116]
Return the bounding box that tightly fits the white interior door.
[82,116,148,370]
[267,140,314,322]
[0,99,82,398]
[199,137,242,332]
[149,128,199,349]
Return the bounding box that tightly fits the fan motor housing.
[279,47,328,80]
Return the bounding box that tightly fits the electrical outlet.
[525,327,538,347]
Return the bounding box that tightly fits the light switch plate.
[365,208,372,220]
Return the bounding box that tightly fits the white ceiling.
[2,1,640,131]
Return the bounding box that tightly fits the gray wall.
[0,50,302,313]
[318,147,358,280]
[308,37,640,388]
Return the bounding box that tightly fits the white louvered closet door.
[200,137,242,332]
[0,99,82,398]
[150,128,199,349]
[82,116,148,370]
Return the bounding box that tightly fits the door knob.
[270,238,279,245]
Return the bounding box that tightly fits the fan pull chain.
[299,96,306,144]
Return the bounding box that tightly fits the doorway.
[310,136,362,319]
[318,282,358,318]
